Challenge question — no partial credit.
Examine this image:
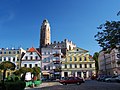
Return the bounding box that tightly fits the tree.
[19,67,33,81]
[94,21,120,51]
[32,67,41,80]
[0,61,16,84]
[32,67,40,76]
[93,52,99,76]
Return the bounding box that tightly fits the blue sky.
[0,0,120,55]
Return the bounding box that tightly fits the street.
[25,80,120,90]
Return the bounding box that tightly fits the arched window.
[74,57,77,61]
[30,56,33,60]
[25,56,28,60]
[79,57,82,61]
[70,57,72,61]
[84,57,87,61]
[35,56,38,60]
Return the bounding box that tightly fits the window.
[89,64,92,68]
[29,64,32,68]
[48,52,50,54]
[75,64,77,68]
[35,64,38,67]
[9,51,11,54]
[70,57,72,61]
[84,64,87,68]
[35,56,38,60]
[65,64,67,68]
[44,52,46,55]
[0,51,2,54]
[47,58,50,62]
[70,64,72,68]
[17,65,19,69]
[30,56,33,60]
[48,66,50,70]
[8,57,11,61]
[84,57,87,61]
[0,57,2,61]
[17,57,19,61]
[4,57,6,61]
[4,52,6,54]
[24,64,27,67]
[25,56,28,60]
[17,51,19,54]
[44,66,46,70]
[74,57,77,61]
[79,64,82,68]
[13,57,15,62]
[79,57,82,61]
[30,52,33,55]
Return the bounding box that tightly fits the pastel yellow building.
[61,47,95,79]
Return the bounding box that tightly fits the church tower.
[40,19,51,49]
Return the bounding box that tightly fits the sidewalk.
[25,81,60,89]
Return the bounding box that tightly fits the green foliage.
[13,70,21,76]
[93,52,99,75]
[0,61,16,70]
[19,67,33,74]
[32,67,40,76]
[5,81,26,90]
[95,21,120,51]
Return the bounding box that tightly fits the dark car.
[59,77,83,85]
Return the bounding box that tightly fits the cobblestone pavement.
[25,80,120,90]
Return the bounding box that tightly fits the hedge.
[1,81,26,90]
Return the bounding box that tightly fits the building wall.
[98,49,120,75]
[61,47,95,79]
[21,50,41,68]
[41,48,61,79]
[0,48,26,69]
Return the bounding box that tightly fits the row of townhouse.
[41,47,95,80]
[0,47,42,78]
[0,46,95,80]
[98,48,120,76]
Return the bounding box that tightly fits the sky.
[0,0,120,55]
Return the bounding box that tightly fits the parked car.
[96,75,106,81]
[115,75,120,83]
[105,75,118,82]
[59,77,83,85]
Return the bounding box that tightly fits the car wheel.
[77,82,81,85]
[107,80,111,82]
[63,83,67,85]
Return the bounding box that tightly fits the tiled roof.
[27,47,41,56]
[27,47,36,52]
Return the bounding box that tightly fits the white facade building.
[41,47,61,79]
[21,47,41,68]
[0,47,26,69]
[98,48,120,75]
